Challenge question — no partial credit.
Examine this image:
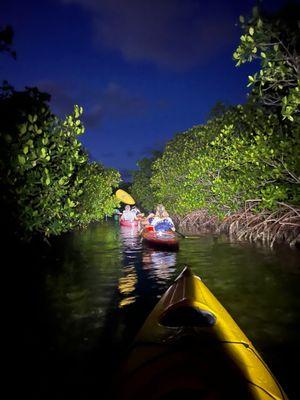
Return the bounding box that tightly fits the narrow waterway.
[14,221,300,399]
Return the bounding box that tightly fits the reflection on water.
[26,221,300,399]
[118,225,177,307]
[118,266,137,308]
[142,250,176,284]
[118,226,141,309]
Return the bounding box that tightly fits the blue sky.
[1,0,290,179]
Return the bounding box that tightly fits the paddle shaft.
[176,230,201,239]
[175,230,186,238]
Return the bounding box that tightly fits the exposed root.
[219,201,300,248]
[173,201,300,248]
[172,209,220,235]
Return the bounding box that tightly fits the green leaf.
[19,124,27,135]
[18,155,26,165]
[67,198,75,207]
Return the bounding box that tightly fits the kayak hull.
[119,219,139,227]
[119,267,288,400]
[141,229,179,251]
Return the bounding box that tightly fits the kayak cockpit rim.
[159,304,217,328]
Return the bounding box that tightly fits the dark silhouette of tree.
[207,101,231,121]
[0,25,16,59]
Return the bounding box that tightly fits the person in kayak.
[132,206,144,218]
[146,212,155,224]
[151,204,175,232]
[113,208,122,220]
[120,205,136,222]
[140,211,155,232]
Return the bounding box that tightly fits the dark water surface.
[12,221,300,399]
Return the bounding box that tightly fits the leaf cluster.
[143,104,299,218]
[131,5,300,219]
[233,3,300,121]
[130,151,162,211]
[0,86,121,239]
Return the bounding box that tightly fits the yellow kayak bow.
[115,189,135,205]
[119,267,288,400]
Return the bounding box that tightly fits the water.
[13,221,300,399]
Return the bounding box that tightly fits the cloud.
[61,0,235,70]
[82,104,103,129]
[101,82,148,116]
[37,80,103,128]
[37,80,76,116]
[36,79,148,129]
[83,82,148,128]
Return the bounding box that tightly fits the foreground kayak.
[141,228,179,251]
[119,267,288,400]
[119,219,139,227]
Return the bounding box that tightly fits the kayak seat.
[159,306,216,328]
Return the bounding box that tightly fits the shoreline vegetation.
[1,4,299,250]
[132,5,300,250]
[172,202,300,249]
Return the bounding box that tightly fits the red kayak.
[120,219,139,227]
[141,227,179,251]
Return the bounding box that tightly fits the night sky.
[1,0,289,179]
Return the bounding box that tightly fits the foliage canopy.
[0,85,120,239]
[132,4,300,218]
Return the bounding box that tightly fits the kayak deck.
[119,267,288,400]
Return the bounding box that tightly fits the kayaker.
[151,204,175,232]
[146,212,155,224]
[132,206,144,218]
[113,208,121,221]
[140,211,155,228]
[120,205,136,222]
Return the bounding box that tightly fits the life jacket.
[154,218,174,232]
[122,210,135,221]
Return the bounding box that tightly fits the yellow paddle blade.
[115,189,135,205]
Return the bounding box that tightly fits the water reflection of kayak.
[119,219,139,227]
[141,227,179,251]
[119,267,288,400]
